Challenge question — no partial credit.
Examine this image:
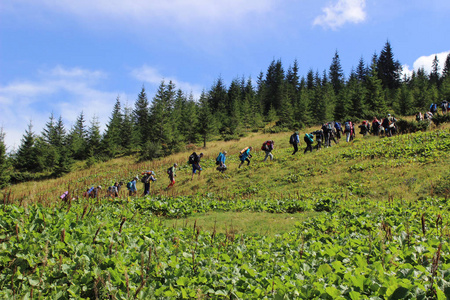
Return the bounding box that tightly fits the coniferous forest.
[1,41,450,188]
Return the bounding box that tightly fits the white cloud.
[131,65,203,99]
[11,0,274,30]
[313,0,366,30]
[401,50,450,79]
[0,66,120,151]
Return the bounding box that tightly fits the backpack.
[335,122,342,131]
[327,122,333,130]
[188,152,197,165]
[430,103,437,113]
[304,134,313,144]
[261,141,269,151]
[216,153,222,165]
[289,134,296,145]
[344,122,351,132]
[126,182,132,190]
[167,167,173,175]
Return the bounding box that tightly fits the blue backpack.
[335,122,342,131]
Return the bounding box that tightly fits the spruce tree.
[429,55,440,87]
[68,111,88,160]
[133,86,150,146]
[197,90,216,147]
[86,116,102,157]
[329,50,344,95]
[264,59,285,113]
[411,67,430,110]
[395,83,414,116]
[442,53,450,79]
[365,58,387,116]
[377,41,401,90]
[103,97,124,157]
[14,122,42,173]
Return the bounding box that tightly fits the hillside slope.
[2,122,450,206]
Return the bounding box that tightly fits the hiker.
[141,171,156,195]
[381,115,391,136]
[430,103,438,114]
[262,140,274,162]
[107,182,121,198]
[290,132,300,155]
[344,121,353,142]
[238,146,253,168]
[441,100,448,114]
[127,177,138,196]
[334,121,343,141]
[167,163,177,189]
[189,152,203,180]
[425,111,433,120]
[90,186,102,199]
[304,133,314,153]
[359,120,369,136]
[371,117,381,136]
[60,191,69,202]
[216,151,227,173]
[313,129,323,150]
[322,122,337,147]
[416,112,424,121]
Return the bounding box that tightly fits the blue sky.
[1,0,449,151]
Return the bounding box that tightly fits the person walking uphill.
[216,151,227,173]
[126,177,138,196]
[166,163,177,189]
[289,132,300,155]
[141,171,156,196]
[262,140,274,162]
[304,133,314,153]
[238,147,253,168]
[189,152,203,180]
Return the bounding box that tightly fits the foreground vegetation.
[1,124,450,299]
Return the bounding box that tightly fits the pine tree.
[197,91,216,147]
[86,115,102,157]
[429,55,440,87]
[356,56,367,82]
[133,86,150,146]
[411,67,430,110]
[395,83,414,116]
[329,50,344,95]
[0,128,11,189]
[377,41,401,90]
[149,80,179,155]
[120,105,137,152]
[68,111,88,160]
[442,53,450,79]
[294,87,311,128]
[264,59,285,113]
[14,122,42,173]
[103,97,124,157]
[365,58,387,116]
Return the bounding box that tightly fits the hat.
[223,151,227,155]
[97,185,102,189]
[174,163,178,167]
[387,113,391,116]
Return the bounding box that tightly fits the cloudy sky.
[1,0,449,150]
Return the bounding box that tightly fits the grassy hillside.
[3,121,450,206]
[1,122,450,299]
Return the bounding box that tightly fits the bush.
[432,113,450,126]
[396,119,429,134]
[139,141,162,161]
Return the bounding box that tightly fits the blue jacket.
[294,134,300,144]
[240,148,251,161]
[217,152,226,163]
[130,180,137,192]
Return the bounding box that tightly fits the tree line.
[1,41,450,188]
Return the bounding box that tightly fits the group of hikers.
[77,104,449,200]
